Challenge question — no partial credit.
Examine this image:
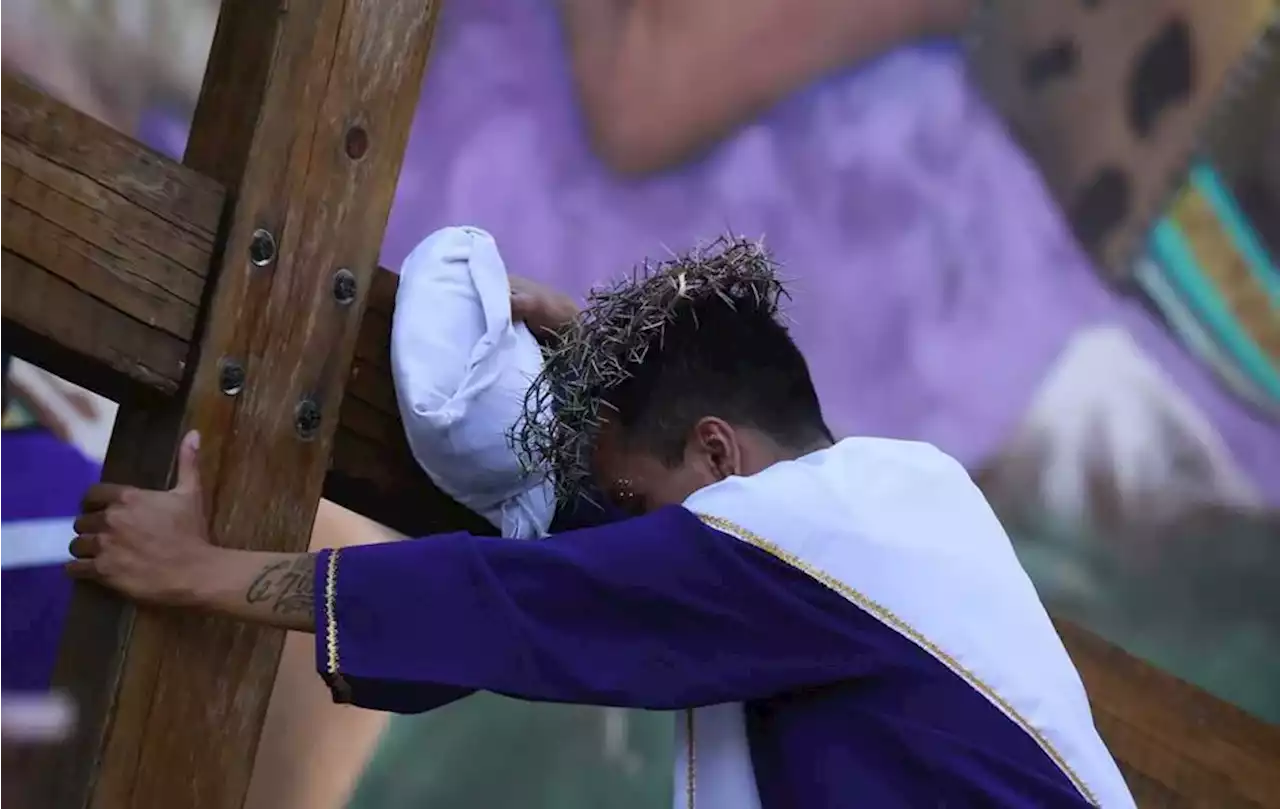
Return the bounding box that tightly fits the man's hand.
[68,430,213,607]
[67,429,319,632]
[510,275,579,340]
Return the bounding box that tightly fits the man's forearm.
[188,549,318,633]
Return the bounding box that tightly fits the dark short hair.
[605,292,831,465]
[513,235,829,503]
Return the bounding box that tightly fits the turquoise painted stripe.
[1148,220,1280,401]
[1135,258,1276,413]
[1189,161,1280,306]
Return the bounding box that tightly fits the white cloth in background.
[391,226,555,539]
[0,518,76,570]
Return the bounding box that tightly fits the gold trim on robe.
[694,512,1099,808]
[323,548,352,703]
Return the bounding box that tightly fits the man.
[68,238,1135,807]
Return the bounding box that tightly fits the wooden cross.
[2,1,1277,807]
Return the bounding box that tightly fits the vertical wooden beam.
[38,1,440,807]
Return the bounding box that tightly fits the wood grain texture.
[29,1,443,807]
[328,268,496,537]
[1058,620,1280,808]
[1,252,190,398]
[33,404,192,809]
[1,75,224,396]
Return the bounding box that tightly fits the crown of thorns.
[510,234,788,504]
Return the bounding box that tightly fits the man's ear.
[691,417,740,481]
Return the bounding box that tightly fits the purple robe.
[315,506,1092,807]
[1,427,102,691]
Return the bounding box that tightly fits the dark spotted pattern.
[1023,38,1079,89]
[1129,17,1195,138]
[1069,167,1131,251]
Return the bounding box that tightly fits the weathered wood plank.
[1,76,225,245]
[34,1,443,807]
[1,252,190,398]
[327,425,495,538]
[1057,620,1280,808]
[1,75,225,397]
[328,267,495,537]
[34,404,192,809]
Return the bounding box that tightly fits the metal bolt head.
[294,398,322,440]
[332,268,357,305]
[218,358,245,396]
[249,229,277,267]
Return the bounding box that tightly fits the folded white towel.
[390,226,555,538]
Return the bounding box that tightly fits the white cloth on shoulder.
[390,226,555,539]
[677,438,1136,809]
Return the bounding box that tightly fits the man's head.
[514,236,831,515]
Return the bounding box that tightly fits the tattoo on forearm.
[246,556,316,620]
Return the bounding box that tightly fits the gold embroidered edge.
[323,548,352,703]
[695,512,1100,808]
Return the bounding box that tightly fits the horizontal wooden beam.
[1,75,225,397]
[1057,620,1280,807]
[0,74,477,536]
[0,72,478,537]
[329,267,496,537]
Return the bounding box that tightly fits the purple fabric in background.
[1,429,102,690]
[138,0,1280,500]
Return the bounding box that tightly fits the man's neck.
[749,432,834,472]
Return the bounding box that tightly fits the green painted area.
[346,695,673,809]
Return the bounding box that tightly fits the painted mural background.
[3,1,1277,807]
